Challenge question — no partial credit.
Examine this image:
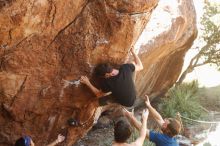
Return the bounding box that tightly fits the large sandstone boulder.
[0,0,196,145]
[135,0,197,98]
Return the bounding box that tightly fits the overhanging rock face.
[0,0,196,145]
[135,0,197,98]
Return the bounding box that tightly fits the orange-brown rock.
[135,0,197,98]
[0,0,197,145]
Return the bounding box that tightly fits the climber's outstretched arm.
[130,46,143,72]
[80,76,109,98]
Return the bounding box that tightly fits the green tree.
[176,1,220,85]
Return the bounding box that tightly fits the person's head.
[95,63,113,78]
[161,118,181,137]
[114,119,132,143]
[15,136,35,146]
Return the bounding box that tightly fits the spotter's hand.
[144,94,151,107]
[142,109,149,120]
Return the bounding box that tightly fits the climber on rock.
[112,109,149,146]
[124,95,181,146]
[80,46,143,107]
[67,46,143,127]
[15,134,65,146]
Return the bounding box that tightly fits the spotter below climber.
[124,95,181,146]
[113,109,149,146]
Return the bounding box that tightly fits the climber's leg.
[93,103,121,124]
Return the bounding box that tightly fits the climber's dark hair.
[94,63,113,77]
[114,119,132,143]
[15,137,25,146]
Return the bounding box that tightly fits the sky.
[182,0,220,88]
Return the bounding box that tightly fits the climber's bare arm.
[130,46,143,72]
[80,76,110,98]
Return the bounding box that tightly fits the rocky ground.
[74,111,115,146]
[73,106,157,146]
[74,125,114,146]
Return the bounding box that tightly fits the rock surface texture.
[135,0,198,98]
[0,0,197,145]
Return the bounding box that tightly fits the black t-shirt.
[101,64,136,107]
